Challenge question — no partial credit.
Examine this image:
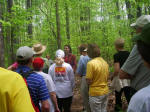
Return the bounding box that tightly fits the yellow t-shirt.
[86,57,109,96]
[0,67,35,112]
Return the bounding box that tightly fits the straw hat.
[32,43,46,55]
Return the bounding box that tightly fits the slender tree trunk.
[27,0,32,38]
[65,3,70,40]
[137,5,142,17]
[7,0,15,63]
[125,0,134,19]
[0,1,5,67]
[116,1,120,19]
[56,0,61,49]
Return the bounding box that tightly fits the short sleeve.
[121,45,142,76]
[86,62,93,80]
[114,53,119,63]
[68,65,75,89]
[76,57,84,76]
[39,77,50,101]
[46,75,56,93]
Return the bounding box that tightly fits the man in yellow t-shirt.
[86,44,109,112]
[0,67,35,112]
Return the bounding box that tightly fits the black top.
[114,51,130,67]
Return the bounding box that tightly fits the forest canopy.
[0,0,150,67]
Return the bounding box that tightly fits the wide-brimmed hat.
[32,43,46,55]
[16,46,35,60]
[130,15,150,28]
[133,23,150,45]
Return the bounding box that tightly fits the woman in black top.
[113,38,130,112]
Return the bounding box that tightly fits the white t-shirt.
[48,62,75,98]
[36,71,56,112]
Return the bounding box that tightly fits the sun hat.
[32,43,46,55]
[133,23,150,45]
[55,49,65,58]
[32,57,44,70]
[16,46,35,60]
[130,15,150,28]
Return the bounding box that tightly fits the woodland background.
[0,0,150,69]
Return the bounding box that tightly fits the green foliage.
[2,0,148,68]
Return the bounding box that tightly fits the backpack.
[19,70,40,112]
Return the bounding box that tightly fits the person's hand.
[55,108,60,112]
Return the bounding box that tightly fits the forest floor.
[71,76,128,112]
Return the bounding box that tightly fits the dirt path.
[71,76,128,112]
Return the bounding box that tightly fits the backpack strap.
[19,69,33,79]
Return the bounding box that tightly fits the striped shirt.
[16,66,49,108]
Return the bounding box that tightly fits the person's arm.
[41,100,50,112]
[86,78,93,85]
[39,78,50,112]
[86,62,93,85]
[113,62,120,76]
[119,69,132,79]
[120,45,141,79]
[50,92,60,112]
[68,65,75,89]
[76,57,84,77]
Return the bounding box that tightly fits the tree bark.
[7,0,15,64]
[65,3,70,40]
[27,0,32,38]
[125,0,134,19]
[0,1,5,67]
[137,5,142,17]
[56,0,61,49]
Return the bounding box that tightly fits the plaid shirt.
[64,53,77,72]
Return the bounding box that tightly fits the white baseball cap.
[16,46,35,60]
[55,49,65,58]
[130,15,150,28]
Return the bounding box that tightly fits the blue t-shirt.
[16,66,49,107]
[76,55,90,76]
[128,84,150,112]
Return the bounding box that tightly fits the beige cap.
[131,15,150,28]
[16,46,35,60]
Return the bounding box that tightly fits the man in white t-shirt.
[32,57,60,112]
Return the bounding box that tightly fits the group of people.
[1,14,150,112]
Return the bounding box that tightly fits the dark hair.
[64,45,72,53]
[87,44,100,58]
[137,40,150,65]
[78,44,87,53]
[17,58,31,65]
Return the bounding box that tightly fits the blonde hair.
[114,38,125,48]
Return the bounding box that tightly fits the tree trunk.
[27,0,32,38]
[56,0,61,49]
[7,0,15,64]
[116,1,120,19]
[0,1,5,67]
[65,3,70,40]
[125,0,134,19]
[137,5,142,17]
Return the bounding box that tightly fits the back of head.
[16,46,34,65]
[55,49,65,65]
[87,44,100,59]
[131,15,150,28]
[78,44,88,54]
[32,57,44,71]
[114,38,125,49]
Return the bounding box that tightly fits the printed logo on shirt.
[55,67,66,77]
